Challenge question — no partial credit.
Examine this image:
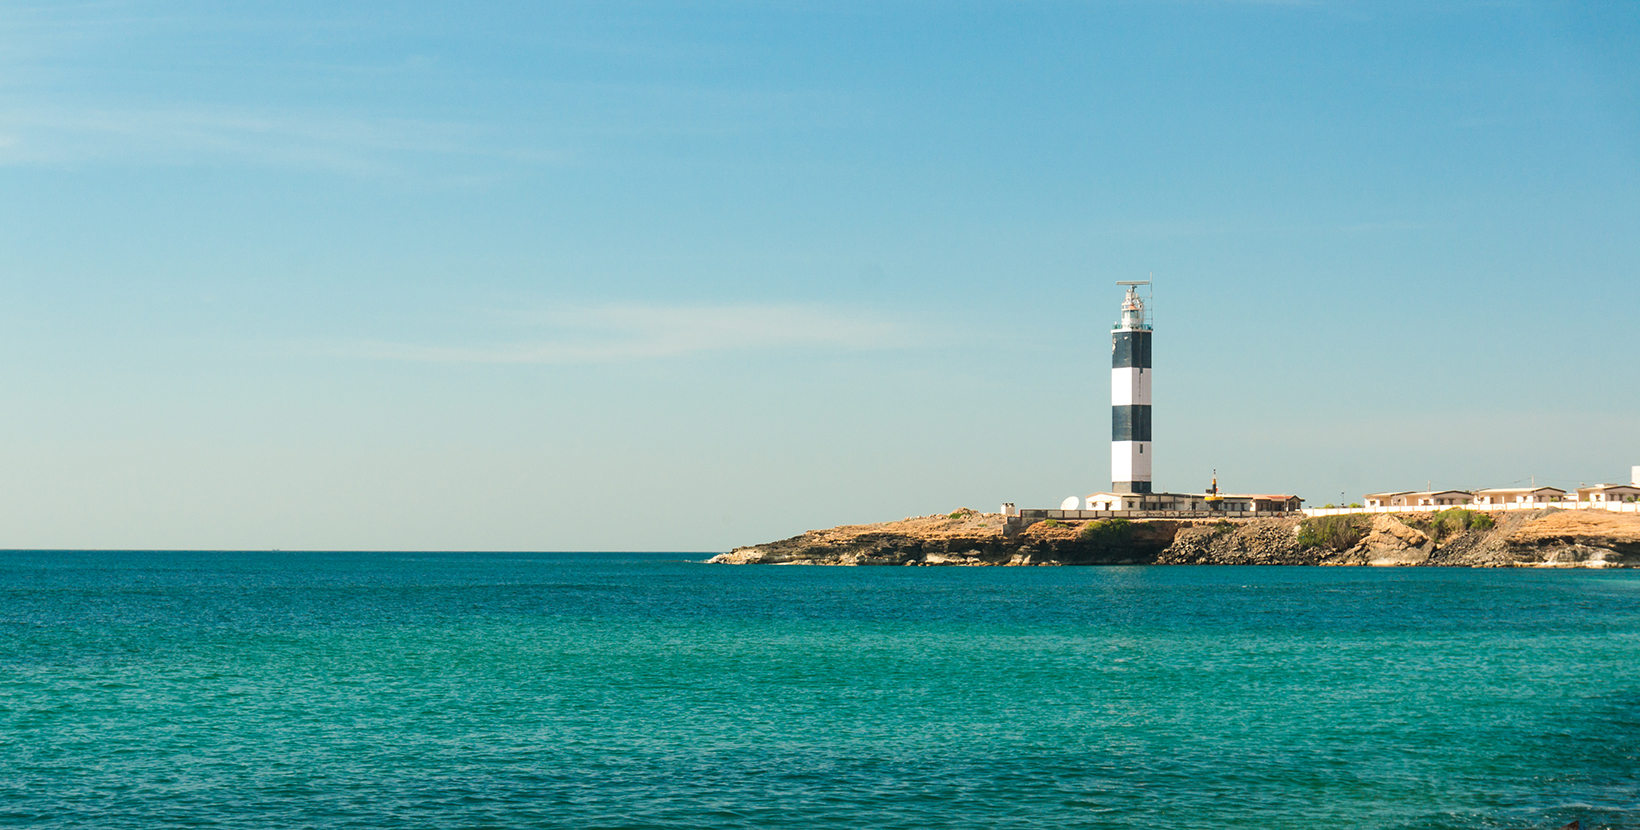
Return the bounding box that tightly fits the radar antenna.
[1115,278,1153,331]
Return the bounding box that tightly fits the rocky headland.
[708,507,1640,568]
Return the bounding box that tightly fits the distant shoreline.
[711,507,1639,568]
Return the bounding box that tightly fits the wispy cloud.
[0,106,532,175]
[0,2,858,175]
[1097,216,1438,238]
[350,304,912,364]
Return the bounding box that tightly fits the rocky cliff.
[708,507,1640,568]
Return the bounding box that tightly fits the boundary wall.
[1303,502,1640,518]
[1003,507,1295,536]
[1016,509,1274,521]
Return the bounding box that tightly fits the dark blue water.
[3,551,1637,829]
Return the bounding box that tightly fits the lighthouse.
[1111,282,1152,493]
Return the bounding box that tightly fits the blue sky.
[2,0,1636,550]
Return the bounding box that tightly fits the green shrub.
[1212,519,1235,535]
[1041,519,1063,528]
[1434,508,1493,536]
[1079,517,1133,546]
[1401,508,1495,540]
[1297,515,1369,551]
[947,511,965,519]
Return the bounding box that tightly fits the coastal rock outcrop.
[710,507,1640,568]
[1156,518,1309,565]
[1430,509,1640,567]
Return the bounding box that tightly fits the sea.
[2,551,1637,829]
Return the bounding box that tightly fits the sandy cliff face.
[1435,510,1640,567]
[709,508,1640,567]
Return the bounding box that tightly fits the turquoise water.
[3,553,1637,829]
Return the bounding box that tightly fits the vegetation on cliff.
[1397,508,1495,539]
[1296,515,1371,551]
[1079,517,1134,545]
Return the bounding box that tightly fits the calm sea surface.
[2,552,1637,829]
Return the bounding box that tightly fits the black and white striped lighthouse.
[1111,281,1152,494]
